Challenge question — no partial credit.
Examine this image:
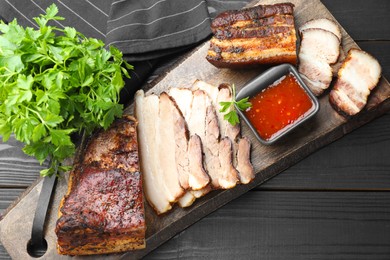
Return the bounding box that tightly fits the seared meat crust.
[56,116,146,255]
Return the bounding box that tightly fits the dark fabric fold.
[0,0,250,102]
[106,0,213,61]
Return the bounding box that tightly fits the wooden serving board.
[1,0,389,259]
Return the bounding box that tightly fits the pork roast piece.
[206,3,297,68]
[193,80,254,184]
[299,18,341,41]
[329,48,382,116]
[135,90,210,213]
[135,92,172,214]
[56,116,146,255]
[298,22,341,96]
[136,81,255,213]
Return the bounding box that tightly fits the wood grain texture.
[145,191,390,260]
[259,112,390,190]
[0,0,389,259]
[0,189,25,217]
[0,136,46,188]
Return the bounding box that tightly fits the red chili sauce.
[244,73,314,141]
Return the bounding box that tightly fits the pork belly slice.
[135,91,172,214]
[299,18,341,41]
[171,88,239,189]
[197,89,239,189]
[236,137,254,184]
[188,134,210,190]
[167,88,210,191]
[206,3,297,68]
[56,116,146,255]
[193,80,254,184]
[177,192,196,208]
[168,88,199,207]
[299,28,340,64]
[298,28,340,96]
[158,93,186,200]
[298,53,333,96]
[329,48,381,116]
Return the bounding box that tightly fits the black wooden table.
[1,0,389,259]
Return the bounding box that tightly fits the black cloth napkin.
[105,0,212,61]
[0,0,249,103]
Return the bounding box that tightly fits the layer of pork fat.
[329,48,382,116]
[193,80,254,184]
[135,90,171,214]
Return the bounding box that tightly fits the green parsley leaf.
[0,4,132,176]
[219,84,252,126]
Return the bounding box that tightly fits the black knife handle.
[27,173,57,257]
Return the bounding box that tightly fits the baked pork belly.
[298,26,340,96]
[206,3,297,68]
[329,48,382,116]
[56,116,146,255]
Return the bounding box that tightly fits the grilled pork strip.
[329,48,382,116]
[206,3,297,68]
[56,116,146,255]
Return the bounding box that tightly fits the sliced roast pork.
[298,27,340,96]
[135,91,172,214]
[298,53,333,96]
[157,93,186,201]
[329,48,381,116]
[299,28,340,64]
[170,88,240,189]
[191,89,239,189]
[193,80,254,184]
[169,88,202,207]
[137,89,210,211]
[299,18,341,41]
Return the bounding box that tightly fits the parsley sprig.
[219,84,252,126]
[0,4,132,176]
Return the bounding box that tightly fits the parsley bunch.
[0,4,132,176]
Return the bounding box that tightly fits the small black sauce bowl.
[235,63,320,145]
